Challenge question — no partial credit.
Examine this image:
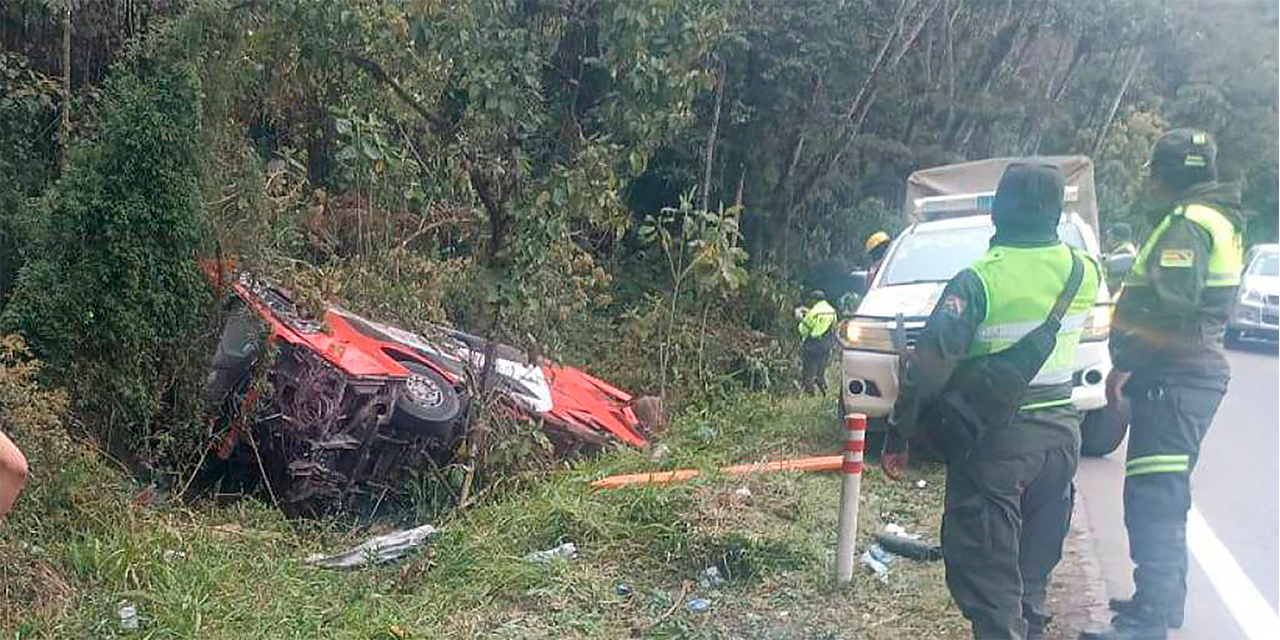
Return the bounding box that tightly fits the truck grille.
[903,326,924,348]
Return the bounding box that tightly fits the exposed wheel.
[1080,405,1129,457]
[393,360,463,439]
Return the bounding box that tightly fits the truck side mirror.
[1106,253,1135,279]
[848,270,869,296]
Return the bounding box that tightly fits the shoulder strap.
[1047,252,1085,326]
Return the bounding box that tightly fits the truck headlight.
[838,319,896,351]
[1081,304,1112,342]
[1240,285,1265,305]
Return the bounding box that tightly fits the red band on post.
[842,439,866,453]
[842,460,863,474]
[844,414,868,432]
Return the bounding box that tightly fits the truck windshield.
[1250,252,1279,276]
[881,222,1087,286]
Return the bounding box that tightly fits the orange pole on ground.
[590,455,843,490]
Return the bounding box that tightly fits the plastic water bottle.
[118,601,139,631]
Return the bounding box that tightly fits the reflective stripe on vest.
[799,300,837,338]
[1128,204,1243,287]
[968,244,1099,387]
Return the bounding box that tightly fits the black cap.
[808,289,826,302]
[1149,128,1217,188]
[992,163,1064,236]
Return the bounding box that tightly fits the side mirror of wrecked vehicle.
[1105,253,1134,279]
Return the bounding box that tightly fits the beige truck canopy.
[903,156,1098,242]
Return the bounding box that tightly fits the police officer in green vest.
[883,163,1100,639]
[797,290,838,395]
[1083,130,1244,640]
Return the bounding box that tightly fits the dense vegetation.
[0,0,1275,493]
[0,1,1274,636]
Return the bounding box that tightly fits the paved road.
[1075,342,1279,639]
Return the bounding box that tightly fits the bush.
[2,64,213,469]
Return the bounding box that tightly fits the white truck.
[837,156,1129,457]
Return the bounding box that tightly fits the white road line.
[1187,506,1280,640]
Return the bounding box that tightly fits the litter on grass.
[860,543,896,582]
[306,524,438,569]
[524,542,578,564]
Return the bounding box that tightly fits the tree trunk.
[1091,48,1143,159]
[60,1,71,172]
[702,59,726,213]
[944,10,1023,148]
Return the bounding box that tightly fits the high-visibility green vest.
[967,243,1099,388]
[1127,203,1243,287]
[798,300,837,338]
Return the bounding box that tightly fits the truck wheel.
[393,361,463,439]
[1225,328,1242,349]
[1080,406,1129,457]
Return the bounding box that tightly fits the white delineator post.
[836,413,867,585]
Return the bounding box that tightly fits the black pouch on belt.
[924,253,1084,462]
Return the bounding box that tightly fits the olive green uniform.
[1105,185,1243,630]
[894,241,1100,639]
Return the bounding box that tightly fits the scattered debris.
[686,598,712,613]
[860,543,896,583]
[734,486,753,499]
[523,542,578,564]
[305,524,437,569]
[873,523,942,561]
[649,443,671,461]
[698,566,725,589]
[162,549,187,563]
[118,600,139,631]
[591,455,843,489]
[615,583,632,597]
[876,533,943,561]
[916,479,928,488]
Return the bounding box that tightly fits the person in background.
[795,289,838,395]
[0,429,28,523]
[885,163,1100,640]
[865,231,892,285]
[1109,223,1138,258]
[1083,129,1243,640]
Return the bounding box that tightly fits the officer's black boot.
[1079,605,1168,640]
[1107,597,1183,629]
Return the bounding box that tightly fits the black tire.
[393,361,463,438]
[1080,406,1129,457]
[1225,327,1242,349]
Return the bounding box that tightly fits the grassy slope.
[2,390,966,639]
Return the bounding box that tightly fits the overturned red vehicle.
[200,266,652,513]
